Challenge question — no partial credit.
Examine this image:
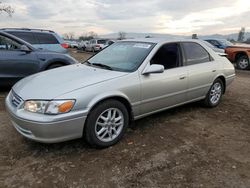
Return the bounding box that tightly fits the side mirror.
[142,64,164,75]
[20,45,31,52]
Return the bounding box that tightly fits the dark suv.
[0,31,77,86]
[0,28,68,53]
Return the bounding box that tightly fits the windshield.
[87,41,155,72]
[220,39,233,47]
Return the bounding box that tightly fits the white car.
[85,39,108,52]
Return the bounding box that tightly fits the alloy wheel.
[209,82,222,105]
[95,108,124,142]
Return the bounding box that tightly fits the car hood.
[13,64,128,100]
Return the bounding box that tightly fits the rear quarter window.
[6,31,38,44]
[182,42,211,66]
[34,33,59,44]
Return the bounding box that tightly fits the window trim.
[0,34,23,52]
[149,42,184,70]
[6,31,39,45]
[180,42,213,66]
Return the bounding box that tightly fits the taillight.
[61,43,68,49]
[95,44,100,47]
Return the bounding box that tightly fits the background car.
[225,45,250,70]
[85,39,108,52]
[204,39,233,49]
[202,40,225,54]
[106,40,116,46]
[0,28,68,53]
[67,40,79,48]
[78,40,89,51]
[6,39,235,147]
[0,31,77,86]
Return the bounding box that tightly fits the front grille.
[10,91,23,108]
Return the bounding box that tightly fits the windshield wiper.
[84,60,91,65]
[91,63,113,70]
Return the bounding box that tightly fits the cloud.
[0,0,249,36]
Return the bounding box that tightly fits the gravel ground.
[0,50,250,188]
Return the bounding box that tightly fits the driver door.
[139,43,188,115]
[0,34,39,86]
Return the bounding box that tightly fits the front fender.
[87,91,131,110]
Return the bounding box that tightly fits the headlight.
[24,100,75,114]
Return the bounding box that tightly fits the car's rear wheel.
[203,78,224,107]
[46,63,64,70]
[84,100,129,148]
[236,55,249,70]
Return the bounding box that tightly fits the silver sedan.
[5,38,235,147]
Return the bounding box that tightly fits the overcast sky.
[0,0,249,36]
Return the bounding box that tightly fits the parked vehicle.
[225,45,250,70]
[202,40,225,54]
[85,39,108,52]
[204,39,233,49]
[78,40,89,51]
[6,38,235,147]
[68,41,79,48]
[0,31,77,86]
[0,28,68,53]
[106,40,116,46]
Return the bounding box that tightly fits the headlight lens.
[24,100,75,114]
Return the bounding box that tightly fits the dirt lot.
[0,50,250,188]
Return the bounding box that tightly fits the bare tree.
[88,31,98,39]
[63,32,75,40]
[118,32,126,40]
[0,2,14,16]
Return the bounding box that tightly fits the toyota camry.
[5,38,235,147]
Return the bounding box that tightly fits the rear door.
[0,34,40,86]
[181,42,218,101]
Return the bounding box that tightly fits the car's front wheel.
[84,100,129,148]
[236,55,249,70]
[203,78,224,107]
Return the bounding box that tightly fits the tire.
[203,78,224,108]
[46,63,64,70]
[84,100,129,148]
[236,55,249,70]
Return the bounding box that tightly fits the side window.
[7,31,38,44]
[35,33,59,44]
[0,35,22,51]
[151,43,181,70]
[182,42,210,66]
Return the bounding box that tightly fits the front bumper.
[5,92,88,143]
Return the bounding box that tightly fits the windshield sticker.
[133,43,151,49]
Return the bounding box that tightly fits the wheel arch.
[42,58,71,70]
[87,93,134,124]
[235,51,248,62]
[215,75,226,94]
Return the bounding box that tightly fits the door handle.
[179,76,186,80]
[212,70,216,72]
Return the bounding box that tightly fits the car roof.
[121,38,202,44]
[0,31,36,50]
[0,28,55,33]
[204,38,227,41]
